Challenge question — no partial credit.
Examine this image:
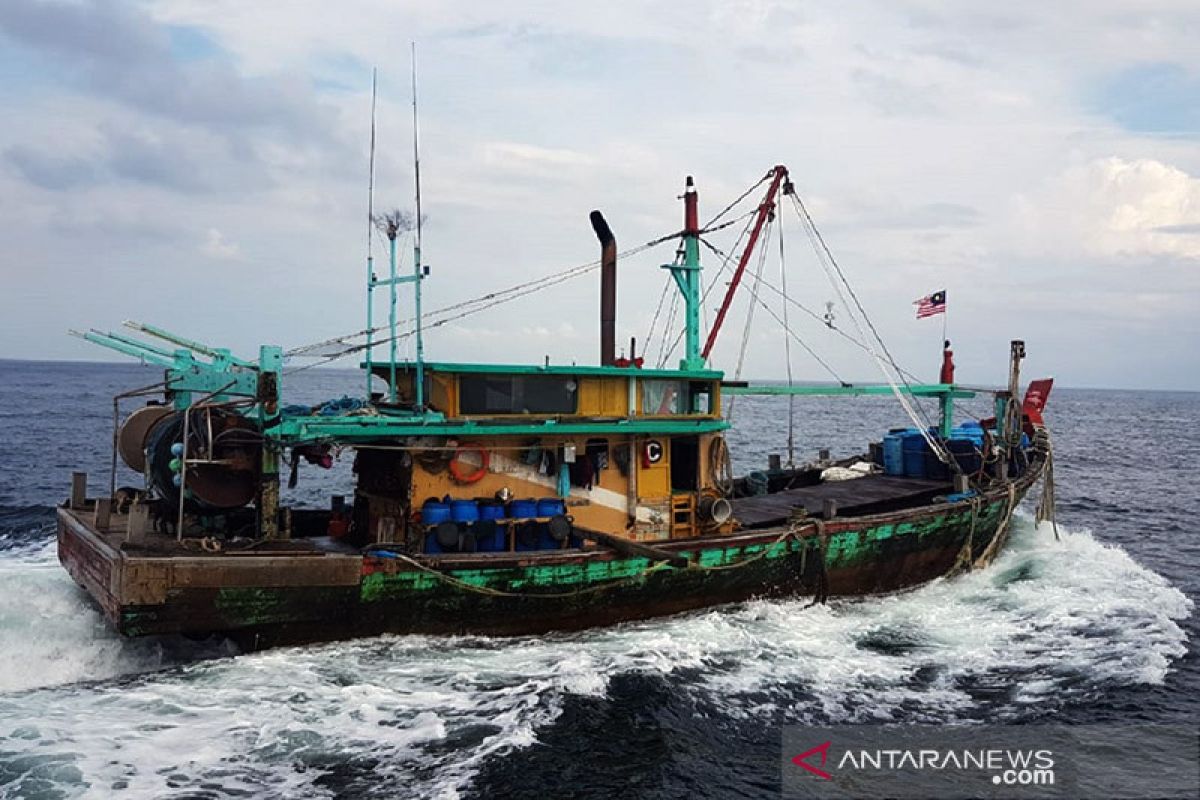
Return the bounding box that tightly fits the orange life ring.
[449,446,490,484]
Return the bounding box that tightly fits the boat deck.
[730,474,949,528]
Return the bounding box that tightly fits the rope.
[1033,427,1060,541]
[372,549,673,599]
[371,524,803,599]
[685,527,797,572]
[708,436,734,497]
[951,495,981,575]
[972,482,1018,569]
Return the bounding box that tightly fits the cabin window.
[688,381,713,414]
[640,380,714,415]
[641,380,684,415]
[459,374,578,415]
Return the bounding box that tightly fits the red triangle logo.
[791,740,833,780]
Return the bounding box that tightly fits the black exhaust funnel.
[590,210,617,366]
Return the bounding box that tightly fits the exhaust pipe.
[590,210,616,366]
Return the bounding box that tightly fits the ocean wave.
[0,514,1190,798]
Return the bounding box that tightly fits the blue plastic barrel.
[901,432,928,478]
[924,449,951,481]
[477,502,506,521]
[947,436,982,474]
[510,498,538,519]
[449,499,480,523]
[421,501,451,525]
[536,498,566,517]
[473,521,504,552]
[882,434,905,476]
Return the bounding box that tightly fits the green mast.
[664,176,705,371]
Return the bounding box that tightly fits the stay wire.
[788,192,947,459]
[726,215,774,422]
[286,236,673,370]
[699,236,922,385]
[662,210,758,364]
[777,205,796,466]
[702,170,771,230]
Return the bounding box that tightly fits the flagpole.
[941,295,948,344]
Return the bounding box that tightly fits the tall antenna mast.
[364,68,378,399]
[411,42,426,409]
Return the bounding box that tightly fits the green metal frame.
[365,360,723,380]
[272,415,729,442]
[723,382,974,438]
[721,383,974,398]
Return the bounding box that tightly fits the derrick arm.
[701,165,789,361]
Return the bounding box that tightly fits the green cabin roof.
[363,360,724,380]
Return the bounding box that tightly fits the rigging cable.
[787,192,950,462]
[726,216,775,422]
[285,236,674,374]
[660,209,758,364]
[777,207,796,466]
[702,171,771,230]
[643,273,673,364]
[698,236,922,385]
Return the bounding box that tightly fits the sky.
[0,0,1198,390]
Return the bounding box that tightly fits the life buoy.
[448,445,490,484]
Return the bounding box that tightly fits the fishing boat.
[58,165,1055,649]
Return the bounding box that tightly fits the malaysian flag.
[914,290,946,319]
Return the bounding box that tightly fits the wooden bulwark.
[57,506,362,634]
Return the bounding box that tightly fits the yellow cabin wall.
[429,374,457,415]
[577,377,629,416]
[409,435,633,535]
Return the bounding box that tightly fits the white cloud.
[201,227,241,260]
[1015,157,1200,260]
[2,1,1200,389]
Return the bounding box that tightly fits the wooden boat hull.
[57,455,1043,650]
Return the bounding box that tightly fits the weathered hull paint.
[63,457,1043,651]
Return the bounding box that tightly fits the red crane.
[701,165,790,361]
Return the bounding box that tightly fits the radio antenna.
[411,43,426,408]
[364,68,378,398]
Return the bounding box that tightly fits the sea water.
[0,360,1194,799]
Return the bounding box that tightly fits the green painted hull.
[108,466,1037,649]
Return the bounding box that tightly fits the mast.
[663,176,705,371]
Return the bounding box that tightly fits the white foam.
[0,515,1190,798]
